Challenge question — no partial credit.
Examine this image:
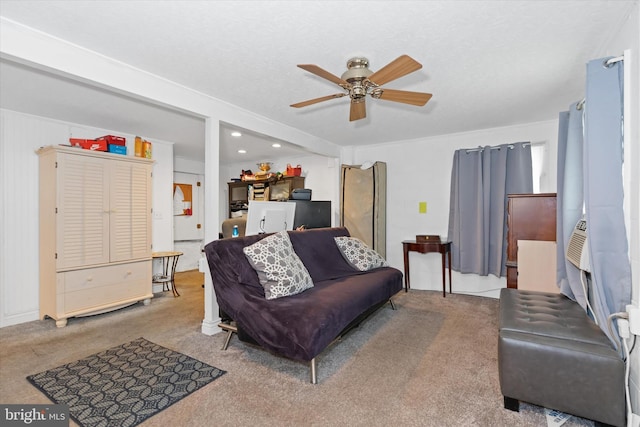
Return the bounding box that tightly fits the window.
[531,143,545,193]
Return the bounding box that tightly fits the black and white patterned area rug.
[27,337,226,427]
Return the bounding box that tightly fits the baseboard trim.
[0,310,39,328]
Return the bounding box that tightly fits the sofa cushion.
[499,288,613,347]
[243,231,313,299]
[334,236,388,271]
[288,227,361,282]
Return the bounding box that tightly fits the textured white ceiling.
[0,0,636,162]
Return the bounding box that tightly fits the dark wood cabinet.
[506,193,557,288]
[227,176,305,217]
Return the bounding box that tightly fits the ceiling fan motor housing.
[341,57,373,100]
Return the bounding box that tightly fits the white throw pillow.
[243,231,313,299]
[334,236,389,271]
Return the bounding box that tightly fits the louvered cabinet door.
[56,153,110,269]
[110,161,152,262]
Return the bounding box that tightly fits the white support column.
[201,117,221,335]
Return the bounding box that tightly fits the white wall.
[1,110,64,327]
[174,157,205,175]
[150,142,174,252]
[0,109,175,327]
[352,119,559,298]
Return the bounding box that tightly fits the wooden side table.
[152,251,183,297]
[402,240,452,297]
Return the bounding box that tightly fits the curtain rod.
[465,143,530,153]
[605,55,624,67]
[576,55,624,111]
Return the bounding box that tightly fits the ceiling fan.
[290,55,432,122]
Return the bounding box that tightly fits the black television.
[288,200,331,229]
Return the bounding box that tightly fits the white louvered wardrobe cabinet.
[37,146,153,327]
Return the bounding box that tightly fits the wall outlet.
[153,211,163,220]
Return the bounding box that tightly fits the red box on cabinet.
[69,138,107,151]
[96,135,126,146]
[85,140,107,151]
[69,138,91,148]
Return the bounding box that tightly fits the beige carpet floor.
[0,271,596,426]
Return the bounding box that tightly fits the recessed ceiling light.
[272,143,281,148]
[231,131,242,137]
[238,149,246,154]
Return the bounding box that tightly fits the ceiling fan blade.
[367,55,422,86]
[290,93,347,108]
[376,88,433,106]
[349,100,366,121]
[297,64,349,86]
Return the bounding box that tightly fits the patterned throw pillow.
[243,231,314,300]
[334,236,389,271]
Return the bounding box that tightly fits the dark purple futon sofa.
[204,227,403,383]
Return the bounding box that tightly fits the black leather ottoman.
[498,288,625,427]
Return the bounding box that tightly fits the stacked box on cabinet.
[69,135,127,154]
[69,138,107,151]
[107,145,127,155]
[96,135,126,146]
[97,135,127,155]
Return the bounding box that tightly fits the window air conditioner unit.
[566,219,590,272]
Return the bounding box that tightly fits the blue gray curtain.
[557,57,631,347]
[556,102,587,307]
[448,143,533,277]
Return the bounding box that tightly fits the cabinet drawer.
[58,261,151,313]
